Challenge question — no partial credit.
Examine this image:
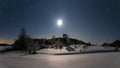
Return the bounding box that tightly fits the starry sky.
[0,0,120,44]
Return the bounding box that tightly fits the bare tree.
[53,39,63,50]
[26,39,37,54]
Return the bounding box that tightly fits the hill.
[102,40,120,47]
[0,44,10,46]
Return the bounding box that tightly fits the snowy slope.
[0,46,120,68]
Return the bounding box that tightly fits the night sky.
[0,0,120,44]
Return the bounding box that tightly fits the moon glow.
[57,19,63,27]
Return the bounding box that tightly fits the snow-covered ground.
[0,46,120,68]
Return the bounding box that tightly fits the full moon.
[57,19,63,27]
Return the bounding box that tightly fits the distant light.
[57,19,63,27]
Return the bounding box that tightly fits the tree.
[49,35,56,49]
[114,40,119,52]
[13,28,30,50]
[26,39,37,54]
[13,28,37,54]
[54,39,63,50]
[62,34,70,46]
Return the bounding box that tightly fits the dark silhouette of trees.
[26,39,37,54]
[114,40,119,52]
[49,35,56,49]
[62,33,70,46]
[102,40,120,52]
[13,28,30,50]
[13,28,37,54]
